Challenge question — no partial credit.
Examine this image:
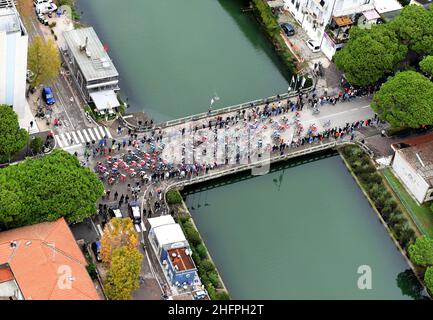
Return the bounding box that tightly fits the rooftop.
[153,223,187,247]
[63,27,119,82]
[398,139,433,187]
[167,247,196,272]
[374,0,402,14]
[0,218,100,300]
[0,6,21,34]
[148,215,176,229]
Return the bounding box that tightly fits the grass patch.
[382,167,433,237]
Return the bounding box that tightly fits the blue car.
[42,86,55,105]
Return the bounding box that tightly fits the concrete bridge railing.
[119,82,315,133]
[161,139,371,212]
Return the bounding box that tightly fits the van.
[128,201,141,225]
[33,0,51,6]
[35,2,57,14]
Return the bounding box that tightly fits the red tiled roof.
[0,218,100,300]
[0,267,14,283]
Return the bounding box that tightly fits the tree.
[27,36,61,88]
[424,267,433,294]
[104,247,143,300]
[391,5,433,56]
[420,55,433,78]
[100,217,139,264]
[30,137,44,154]
[371,71,433,128]
[0,105,29,163]
[333,25,407,86]
[408,236,433,267]
[0,149,104,227]
[396,269,425,299]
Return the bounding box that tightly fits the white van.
[33,0,51,6]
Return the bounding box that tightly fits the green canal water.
[76,1,421,299]
[184,154,420,299]
[76,0,289,121]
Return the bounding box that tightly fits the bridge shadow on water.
[182,149,338,198]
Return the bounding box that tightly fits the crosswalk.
[55,126,113,149]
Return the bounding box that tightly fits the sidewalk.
[276,9,342,95]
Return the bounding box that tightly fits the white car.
[306,39,321,53]
[33,0,52,7]
[35,2,57,14]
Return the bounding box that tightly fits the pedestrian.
[106,189,111,200]
[125,195,129,204]
[114,191,118,200]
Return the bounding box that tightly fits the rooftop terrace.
[168,247,196,272]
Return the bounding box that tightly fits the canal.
[76,0,289,122]
[76,0,422,299]
[184,153,420,299]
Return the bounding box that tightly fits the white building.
[392,139,433,204]
[0,1,28,120]
[283,0,402,59]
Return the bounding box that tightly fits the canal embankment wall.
[338,144,431,299]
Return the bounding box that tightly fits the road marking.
[82,129,91,142]
[93,127,102,140]
[134,224,141,233]
[362,105,370,109]
[87,128,96,141]
[65,132,72,144]
[98,126,106,138]
[104,126,113,139]
[140,222,146,232]
[76,130,85,143]
[59,133,69,146]
[71,132,79,144]
[55,135,64,148]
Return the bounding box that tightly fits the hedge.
[340,145,417,250]
[177,217,230,300]
[166,190,183,205]
[251,0,296,75]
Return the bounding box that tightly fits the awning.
[90,90,120,111]
[363,9,380,21]
[332,16,353,27]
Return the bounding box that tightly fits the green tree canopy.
[0,149,104,227]
[424,267,433,294]
[371,71,433,128]
[0,105,29,163]
[391,5,433,56]
[420,55,433,78]
[408,236,433,267]
[27,36,61,88]
[333,25,407,86]
[104,247,143,300]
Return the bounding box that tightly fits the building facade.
[0,2,28,120]
[283,0,401,59]
[392,140,433,204]
[148,216,199,287]
[62,27,120,114]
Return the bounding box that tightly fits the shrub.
[30,137,44,154]
[199,259,216,273]
[86,263,98,280]
[215,291,230,300]
[184,226,202,246]
[196,243,208,260]
[208,271,220,288]
[166,190,183,205]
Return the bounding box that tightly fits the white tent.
[90,90,120,112]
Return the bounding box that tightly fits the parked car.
[91,241,102,262]
[33,0,51,6]
[35,2,57,15]
[42,86,55,105]
[306,39,321,53]
[281,23,295,37]
[193,290,207,300]
[128,201,141,225]
[108,206,123,219]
